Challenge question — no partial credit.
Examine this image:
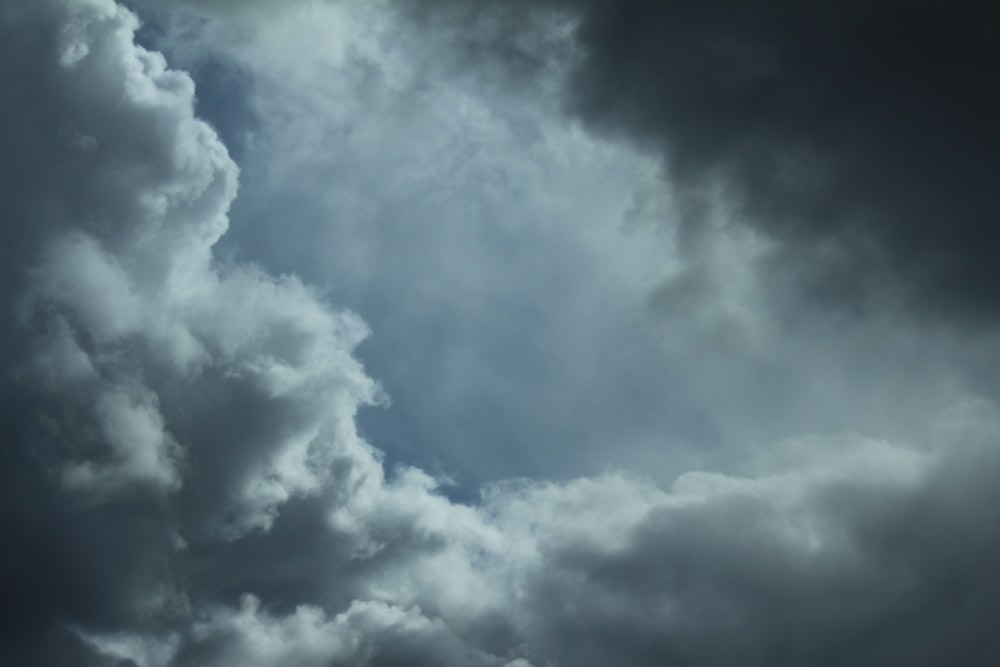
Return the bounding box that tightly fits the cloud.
[4,1,1000,667]
[0,0,379,660]
[182,595,527,667]
[511,433,1000,666]
[154,0,1000,492]
[392,0,1000,321]
[98,414,1000,667]
[148,0,707,485]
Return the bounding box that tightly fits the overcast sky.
[3,1,1000,665]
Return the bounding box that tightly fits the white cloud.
[189,594,531,667]
[5,0,380,525]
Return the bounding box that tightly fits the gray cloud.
[148,0,712,486]
[103,420,1000,667]
[4,2,1000,667]
[146,0,1000,496]
[0,0,380,660]
[481,431,1000,666]
[392,0,1000,322]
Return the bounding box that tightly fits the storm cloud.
[3,1,1000,666]
[398,0,1000,319]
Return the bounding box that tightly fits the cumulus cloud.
[0,0,379,658]
[184,595,528,667]
[3,1,1000,667]
[74,416,1000,667]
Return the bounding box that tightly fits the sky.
[2,0,999,665]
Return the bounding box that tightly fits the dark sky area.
[403,0,1000,317]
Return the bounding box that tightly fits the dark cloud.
[0,0,378,659]
[5,2,1000,667]
[167,0,1000,488]
[402,0,1000,320]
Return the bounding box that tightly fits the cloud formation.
[398,0,1000,320]
[0,0,380,659]
[3,1,1000,667]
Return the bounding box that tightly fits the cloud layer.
[3,1,1000,666]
